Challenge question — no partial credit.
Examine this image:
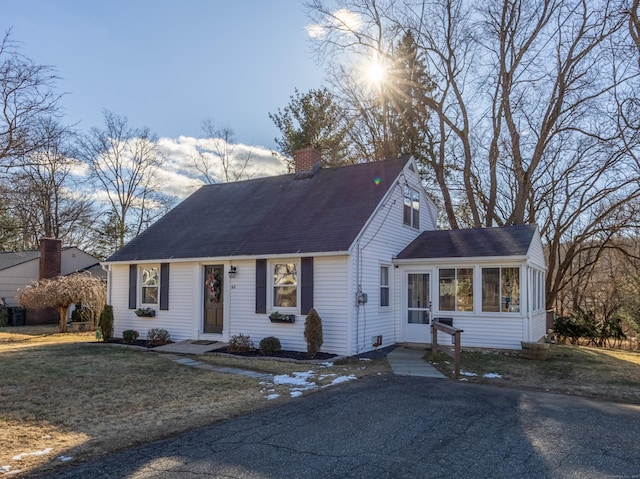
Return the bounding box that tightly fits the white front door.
[405,272,431,343]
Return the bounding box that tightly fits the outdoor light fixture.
[228,266,237,278]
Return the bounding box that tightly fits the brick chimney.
[293,147,322,173]
[39,238,62,279]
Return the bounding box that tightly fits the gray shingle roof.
[0,250,41,271]
[396,224,537,259]
[106,158,410,262]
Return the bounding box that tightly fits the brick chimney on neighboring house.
[28,238,62,325]
[39,238,62,279]
[293,147,322,173]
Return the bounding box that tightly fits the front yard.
[0,326,389,477]
[3,325,640,477]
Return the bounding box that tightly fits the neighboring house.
[102,148,547,355]
[0,238,105,324]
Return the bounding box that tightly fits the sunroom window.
[481,267,520,313]
[439,268,473,312]
[273,263,297,308]
[140,266,159,305]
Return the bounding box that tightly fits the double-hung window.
[380,265,390,307]
[273,262,298,308]
[438,268,473,312]
[403,187,420,228]
[141,265,159,305]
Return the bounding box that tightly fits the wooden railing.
[431,318,464,378]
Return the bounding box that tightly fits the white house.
[102,149,546,356]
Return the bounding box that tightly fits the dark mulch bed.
[216,347,337,361]
[105,338,171,349]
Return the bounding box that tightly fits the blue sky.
[2,0,325,150]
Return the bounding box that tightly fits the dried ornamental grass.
[17,272,106,333]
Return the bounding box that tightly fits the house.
[102,149,546,355]
[0,238,105,324]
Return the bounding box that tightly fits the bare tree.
[77,110,169,251]
[0,30,61,174]
[307,0,640,308]
[18,272,106,333]
[189,120,258,184]
[1,118,94,250]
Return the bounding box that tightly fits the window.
[141,266,159,305]
[482,267,520,313]
[273,263,297,308]
[403,186,420,228]
[439,268,473,312]
[532,269,545,312]
[380,265,390,307]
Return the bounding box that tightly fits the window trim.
[402,186,420,229]
[270,260,300,312]
[379,264,391,308]
[139,264,160,307]
[481,266,521,314]
[438,267,474,312]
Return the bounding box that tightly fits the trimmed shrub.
[228,334,254,353]
[147,328,171,347]
[304,308,323,358]
[99,305,114,342]
[122,329,139,344]
[0,304,8,328]
[259,336,282,355]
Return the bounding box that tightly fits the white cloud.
[306,8,363,39]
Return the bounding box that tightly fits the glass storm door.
[406,273,431,343]
[203,265,223,334]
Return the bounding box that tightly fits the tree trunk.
[58,306,69,333]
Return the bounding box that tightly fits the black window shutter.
[255,259,267,314]
[128,264,137,309]
[301,257,314,315]
[160,263,170,310]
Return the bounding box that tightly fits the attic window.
[403,187,420,229]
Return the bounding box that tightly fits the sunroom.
[392,225,547,350]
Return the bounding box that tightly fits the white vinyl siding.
[224,256,350,355]
[110,262,197,341]
[349,161,436,355]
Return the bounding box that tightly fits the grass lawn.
[0,325,390,477]
[430,344,640,404]
[3,326,639,477]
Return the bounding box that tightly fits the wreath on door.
[206,272,221,303]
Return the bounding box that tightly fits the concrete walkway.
[386,347,446,378]
[153,341,445,379]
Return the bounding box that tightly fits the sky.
[1,0,326,151]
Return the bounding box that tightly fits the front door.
[203,265,223,334]
[406,272,431,343]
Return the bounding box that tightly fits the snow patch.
[483,373,502,379]
[460,371,478,377]
[265,394,280,401]
[12,448,53,461]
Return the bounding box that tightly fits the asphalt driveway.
[40,375,640,479]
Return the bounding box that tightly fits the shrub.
[304,308,323,358]
[71,307,92,322]
[147,328,171,347]
[99,305,114,342]
[259,336,282,355]
[122,329,139,344]
[0,304,8,328]
[228,334,254,353]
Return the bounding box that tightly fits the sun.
[365,56,387,86]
